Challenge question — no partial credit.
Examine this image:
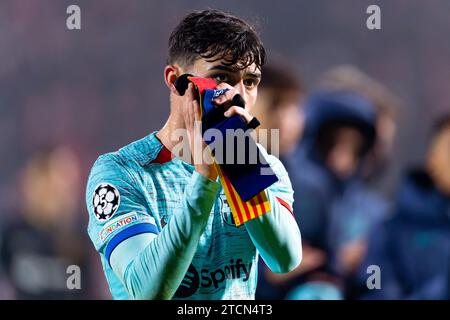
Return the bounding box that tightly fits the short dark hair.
[168,9,266,70]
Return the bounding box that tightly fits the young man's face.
[182,57,262,110]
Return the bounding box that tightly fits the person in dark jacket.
[281,90,390,299]
[352,115,450,299]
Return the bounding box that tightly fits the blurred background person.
[281,87,389,299]
[351,114,450,300]
[314,65,400,281]
[0,146,91,299]
[273,66,401,300]
[317,65,400,188]
[253,62,398,301]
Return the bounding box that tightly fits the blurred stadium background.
[0,0,449,299]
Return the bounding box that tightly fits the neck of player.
[155,106,186,155]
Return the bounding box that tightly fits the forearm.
[244,189,302,273]
[112,171,220,299]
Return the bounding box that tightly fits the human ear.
[164,64,183,95]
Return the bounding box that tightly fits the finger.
[193,99,201,123]
[185,83,195,102]
[182,83,192,115]
[213,92,245,110]
[212,86,237,105]
[191,100,200,138]
[213,92,234,105]
[224,105,253,123]
[183,84,195,127]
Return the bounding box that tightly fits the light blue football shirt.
[86,131,295,299]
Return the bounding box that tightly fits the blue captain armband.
[104,222,159,265]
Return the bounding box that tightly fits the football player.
[86,9,302,299]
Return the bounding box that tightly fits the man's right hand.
[181,83,218,181]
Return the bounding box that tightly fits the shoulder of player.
[88,133,166,183]
[87,152,137,192]
[114,132,175,169]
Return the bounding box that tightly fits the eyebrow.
[208,65,262,79]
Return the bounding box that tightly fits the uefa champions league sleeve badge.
[92,183,120,221]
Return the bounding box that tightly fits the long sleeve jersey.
[86,131,302,299]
